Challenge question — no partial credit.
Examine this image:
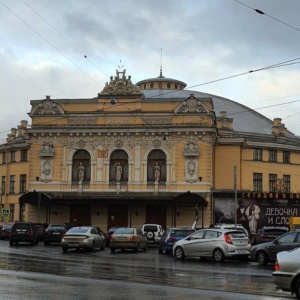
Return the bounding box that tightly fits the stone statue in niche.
[115,162,122,182]
[154,162,160,183]
[78,162,85,184]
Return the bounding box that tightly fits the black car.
[44,224,67,246]
[159,228,196,255]
[9,222,39,246]
[253,226,288,245]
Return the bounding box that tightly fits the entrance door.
[146,205,166,229]
[70,204,91,226]
[107,205,128,229]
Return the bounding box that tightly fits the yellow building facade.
[1,67,300,234]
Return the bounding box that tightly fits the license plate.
[238,249,248,254]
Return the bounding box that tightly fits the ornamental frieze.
[141,117,172,125]
[68,118,97,126]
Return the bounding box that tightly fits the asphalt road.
[0,240,294,300]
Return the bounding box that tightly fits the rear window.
[115,228,135,234]
[263,229,287,235]
[226,231,247,238]
[13,224,30,230]
[48,226,66,230]
[170,230,195,237]
[67,228,89,234]
[143,226,158,232]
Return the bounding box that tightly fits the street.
[0,240,294,300]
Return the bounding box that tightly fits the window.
[20,149,27,161]
[2,152,6,164]
[253,173,262,192]
[19,174,26,193]
[269,150,277,162]
[253,149,262,161]
[9,175,15,194]
[1,176,5,195]
[269,174,277,192]
[9,204,14,222]
[10,150,16,162]
[283,151,290,163]
[283,175,290,193]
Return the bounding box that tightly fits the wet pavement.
[0,240,294,299]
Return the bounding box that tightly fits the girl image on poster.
[246,204,260,235]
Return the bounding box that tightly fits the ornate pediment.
[176,94,208,114]
[31,96,64,115]
[99,68,142,95]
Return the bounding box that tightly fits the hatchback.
[173,228,251,262]
[61,226,106,253]
[109,227,148,253]
[253,226,288,245]
[159,228,196,255]
[44,224,67,246]
[250,230,300,265]
[273,247,300,299]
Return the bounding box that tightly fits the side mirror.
[273,239,278,245]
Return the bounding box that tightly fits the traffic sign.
[1,209,10,217]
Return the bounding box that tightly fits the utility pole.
[234,165,237,229]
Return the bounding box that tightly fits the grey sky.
[1,0,300,141]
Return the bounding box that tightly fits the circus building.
[1,65,300,234]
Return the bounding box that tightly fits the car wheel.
[174,246,185,260]
[101,240,106,250]
[110,248,115,253]
[135,243,140,252]
[213,249,225,262]
[62,247,68,253]
[294,278,300,299]
[146,231,154,240]
[91,241,95,252]
[143,242,148,252]
[257,251,268,266]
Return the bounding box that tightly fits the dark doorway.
[107,205,128,229]
[70,204,91,226]
[146,205,166,229]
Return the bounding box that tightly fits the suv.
[9,222,38,246]
[253,226,288,245]
[142,224,164,245]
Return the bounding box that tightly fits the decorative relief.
[39,142,55,157]
[40,158,53,183]
[115,140,123,148]
[68,118,97,126]
[178,96,206,113]
[99,68,141,95]
[153,139,161,148]
[183,141,200,157]
[185,158,198,183]
[34,97,62,115]
[141,117,172,125]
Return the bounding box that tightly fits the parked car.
[253,226,288,245]
[109,227,148,253]
[0,224,12,239]
[44,224,67,246]
[273,247,300,299]
[61,226,106,253]
[141,224,164,245]
[159,228,196,255]
[105,227,118,247]
[250,230,300,265]
[32,223,48,241]
[173,228,251,262]
[9,222,38,246]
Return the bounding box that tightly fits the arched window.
[110,150,128,182]
[147,150,166,183]
[72,150,91,183]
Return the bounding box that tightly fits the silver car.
[173,228,251,262]
[61,226,106,253]
[272,247,300,299]
[109,227,148,253]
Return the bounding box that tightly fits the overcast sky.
[1,0,300,142]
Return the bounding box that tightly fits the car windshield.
[67,228,89,234]
[115,228,134,234]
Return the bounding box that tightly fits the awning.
[19,191,52,206]
[173,191,208,206]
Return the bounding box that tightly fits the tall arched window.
[147,150,166,183]
[72,150,91,183]
[110,150,128,182]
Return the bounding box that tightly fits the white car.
[61,226,106,253]
[173,228,251,262]
[273,247,300,299]
[142,224,164,244]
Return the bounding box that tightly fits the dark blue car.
[159,228,196,255]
